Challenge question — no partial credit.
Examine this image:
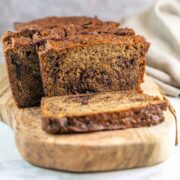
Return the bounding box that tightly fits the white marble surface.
[0,97,179,180]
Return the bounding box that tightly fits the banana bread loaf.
[38,33,149,96]
[2,19,121,108]
[2,21,138,108]
[41,91,167,134]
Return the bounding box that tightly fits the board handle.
[0,107,13,128]
[0,64,13,128]
[0,95,15,128]
[0,113,7,124]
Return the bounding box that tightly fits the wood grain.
[0,64,176,172]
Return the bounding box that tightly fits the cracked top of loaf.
[37,33,150,58]
[2,19,121,50]
[14,16,119,31]
[2,28,137,52]
[32,25,134,42]
[2,16,149,59]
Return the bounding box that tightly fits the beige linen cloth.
[121,0,180,97]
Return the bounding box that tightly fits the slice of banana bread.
[2,30,45,108]
[38,34,149,96]
[14,16,119,31]
[41,91,167,134]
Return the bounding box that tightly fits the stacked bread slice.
[2,16,167,134]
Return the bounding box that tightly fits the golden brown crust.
[32,25,134,43]
[14,16,119,31]
[38,34,149,53]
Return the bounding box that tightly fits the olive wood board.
[0,64,176,172]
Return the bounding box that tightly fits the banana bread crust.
[14,16,119,31]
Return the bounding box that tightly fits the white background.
[0,0,180,179]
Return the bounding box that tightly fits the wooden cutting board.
[0,64,176,172]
